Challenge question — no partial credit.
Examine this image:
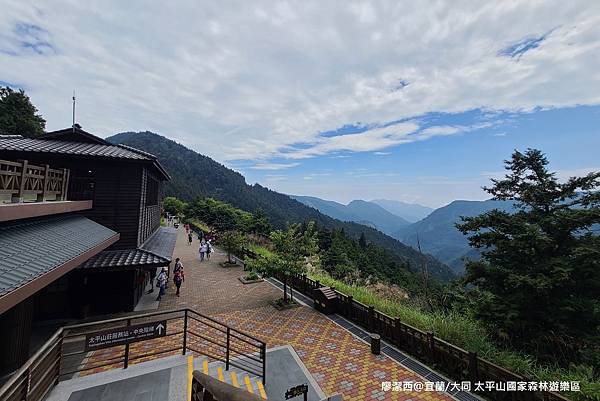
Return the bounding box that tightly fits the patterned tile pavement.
[80,227,453,401]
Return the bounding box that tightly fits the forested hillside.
[108,131,454,281]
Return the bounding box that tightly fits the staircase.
[196,357,267,399]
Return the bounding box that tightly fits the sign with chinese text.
[85,320,167,351]
[285,384,308,400]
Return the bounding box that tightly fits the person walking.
[187,231,193,245]
[155,267,168,301]
[173,258,185,296]
[199,240,207,261]
[206,240,212,260]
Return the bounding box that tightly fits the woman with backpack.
[173,258,185,297]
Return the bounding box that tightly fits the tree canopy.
[162,196,188,216]
[457,148,600,364]
[0,87,46,137]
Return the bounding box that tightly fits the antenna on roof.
[72,90,76,132]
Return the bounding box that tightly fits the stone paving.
[84,227,453,401]
[161,228,452,401]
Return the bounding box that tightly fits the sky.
[1,1,599,208]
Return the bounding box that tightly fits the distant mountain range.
[290,194,516,275]
[291,196,410,236]
[394,200,516,274]
[371,199,433,222]
[107,131,455,281]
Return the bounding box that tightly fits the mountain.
[108,131,455,281]
[371,199,433,223]
[291,196,410,235]
[393,200,515,274]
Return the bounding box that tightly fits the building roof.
[141,227,178,260]
[0,128,170,180]
[0,215,119,313]
[79,248,170,270]
[0,135,150,160]
[80,227,176,270]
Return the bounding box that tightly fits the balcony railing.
[0,159,70,203]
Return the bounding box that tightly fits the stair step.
[193,356,266,399]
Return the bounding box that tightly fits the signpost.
[85,320,167,351]
[285,384,308,401]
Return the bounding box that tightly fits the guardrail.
[0,308,266,401]
[240,247,571,401]
[0,159,70,202]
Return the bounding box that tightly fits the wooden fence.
[0,159,70,202]
[240,248,572,401]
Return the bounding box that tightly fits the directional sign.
[285,384,308,400]
[85,320,167,351]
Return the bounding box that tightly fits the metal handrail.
[0,308,267,401]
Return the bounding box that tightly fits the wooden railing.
[241,248,572,401]
[0,308,266,401]
[0,159,70,202]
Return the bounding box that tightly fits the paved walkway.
[156,227,452,401]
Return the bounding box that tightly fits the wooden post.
[15,160,28,203]
[38,164,49,202]
[427,331,435,363]
[394,317,402,347]
[64,169,70,199]
[368,306,375,331]
[468,351,478,383]
[60,168,68,200]
[347,295,353,318]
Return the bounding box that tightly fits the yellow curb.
[244,375,254,393]
[257,380,267,399]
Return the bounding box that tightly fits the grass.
[248,244,275,258]
[188,218,211,233]
[244,271,260,280]
[308,271,598,401]
[160,216,166,227]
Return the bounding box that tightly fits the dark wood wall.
[0,152,164,250]
[137,167,162,246]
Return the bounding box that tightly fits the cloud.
[250,162,299,170]
[1,1,600,162]
[373,151,391,155]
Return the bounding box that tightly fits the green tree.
[250,222,318,302]
[219,230,245,264]
[250,208,271,236]
[0,87,46,137]
[162,196,187,216]
[457,149,600,363]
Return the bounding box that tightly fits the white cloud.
[373,151,391,155]
[250,162,299,170]
[1,1,599,161]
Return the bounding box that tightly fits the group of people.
[153,257,185,301]
[184,224,214,262]
[150,223,218,302]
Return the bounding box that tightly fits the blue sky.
[1,1,599,207]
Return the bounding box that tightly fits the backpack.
[173,269,183,283]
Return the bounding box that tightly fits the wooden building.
[0,126,175,376]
